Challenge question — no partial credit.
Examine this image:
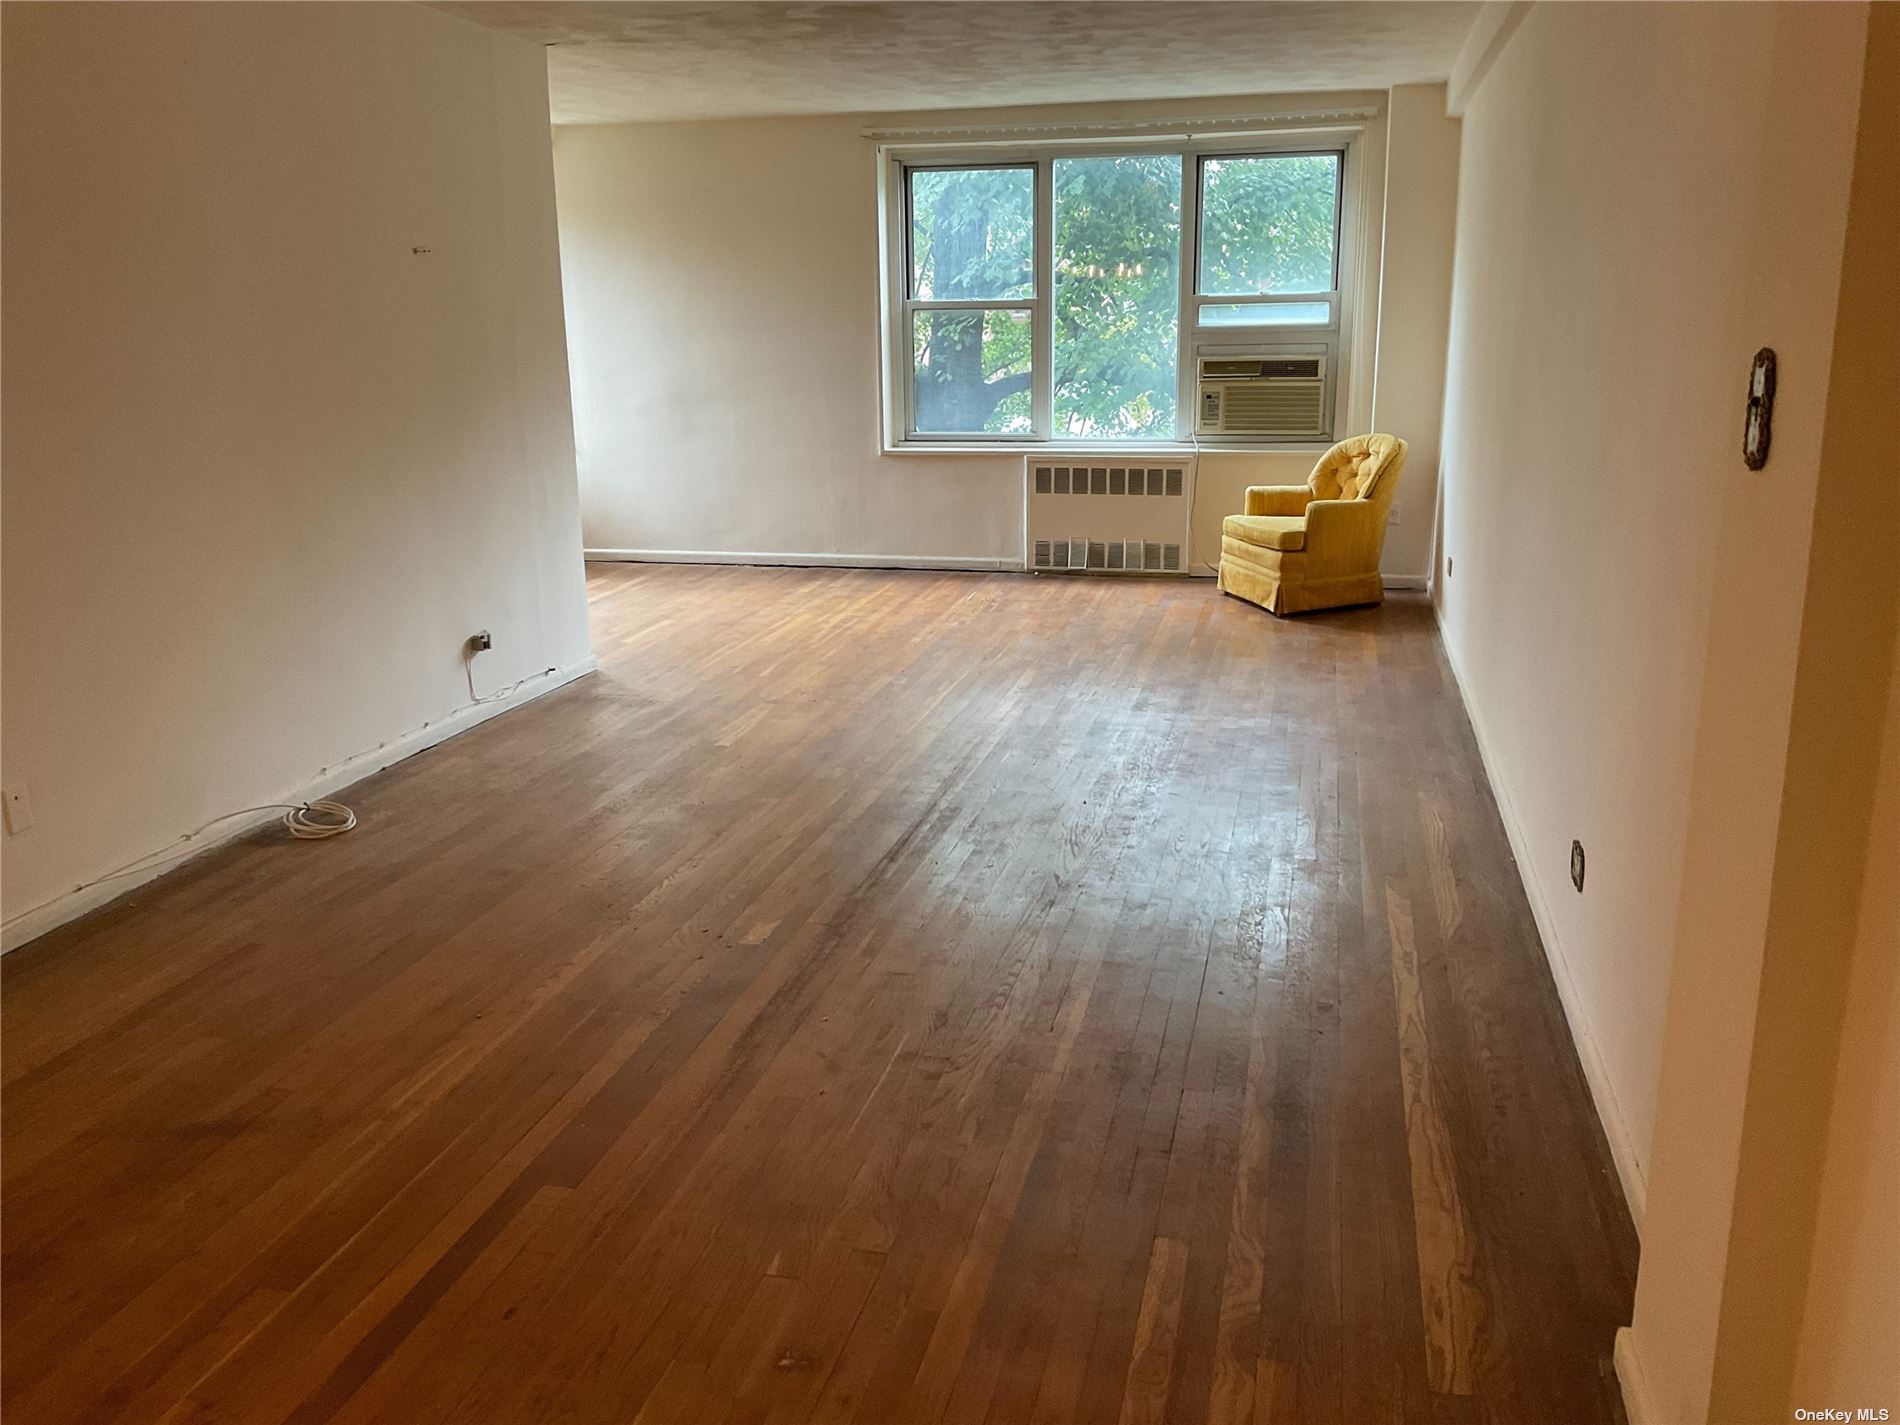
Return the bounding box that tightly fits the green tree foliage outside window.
[1197,154,1339,296]
[911,309,1032,434]
[1053,155,1180,441]
[906,152,1340,439]
[909,167,1034,433]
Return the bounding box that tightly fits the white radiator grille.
[1031,464,1188,499]
[1025,457,1195,577]
[1030,537,1183,573]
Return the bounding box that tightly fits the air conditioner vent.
[1200,356,1323,380]
[1195,352,1329,438]
[1261,358,1322,379]
[1201,358,1260,378]
[1221,382,1324,431]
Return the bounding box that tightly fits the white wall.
[1788,15,1900,1402]
[1643,4,1896,1417]
[556,111,1019,570]
[1433,0,1867,1235]
[553,89,1455,581]
[1371,84,1460,576]
[1791,616,1900,1410]
[0,2,593,944]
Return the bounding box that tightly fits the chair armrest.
[1305,497,1381,534]
[1304,498,1387,572]
[1244,485,1314,516]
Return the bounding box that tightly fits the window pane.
[1197,301,1332,327]
[1052,155,1181,441]
[909,167,1035,301]
[1197,154,1339,296]
[912,308,1032,434]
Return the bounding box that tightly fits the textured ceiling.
[432,2,1480,124]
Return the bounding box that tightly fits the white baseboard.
[0,656,598,956]
[1433,620,1648,1234]
[1192,570,1423,587]
[585,547,1014,572]
[588,549,1430,590]
[1614,1328,1664,1425]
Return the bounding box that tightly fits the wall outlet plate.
[1387,502,1402,527]
[4,786,34,836]
[1744,347,1777,469]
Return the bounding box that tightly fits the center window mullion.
[1032,155,1054,440]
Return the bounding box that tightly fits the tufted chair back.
[1308,434,1408,503]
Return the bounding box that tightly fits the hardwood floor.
[2,563,1638,1424]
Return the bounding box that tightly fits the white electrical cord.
[68,800,356,896]
[61,659,551,908]
[282,800,358,839]
[1186,429,1221,576]
[466,659,558,706]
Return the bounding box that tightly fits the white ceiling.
[433,2,1480,124]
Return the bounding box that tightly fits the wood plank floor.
[3,563,1639,1424]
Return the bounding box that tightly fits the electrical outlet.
[466,630,493,655]
[1387,502,1402,527]
[4,786,34,836]
[1570,839,1586,893]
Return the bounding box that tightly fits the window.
[906,166,1036,435]
[1053,155,1181,441]
[884,133,1356,447]
[1194,153,1341,328]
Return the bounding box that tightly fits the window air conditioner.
[1194,354,1328,439]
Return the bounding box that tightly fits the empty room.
[3,3,1896,1423]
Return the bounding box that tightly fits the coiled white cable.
[282,800,357,839]
[68,800,357,894]
[63,660,559,906]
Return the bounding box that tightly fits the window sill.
[880,441,1334,458]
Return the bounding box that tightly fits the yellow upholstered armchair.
[1217,434,1408,616]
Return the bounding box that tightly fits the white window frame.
[897,158,1048,442]
[877,121,1371,453]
